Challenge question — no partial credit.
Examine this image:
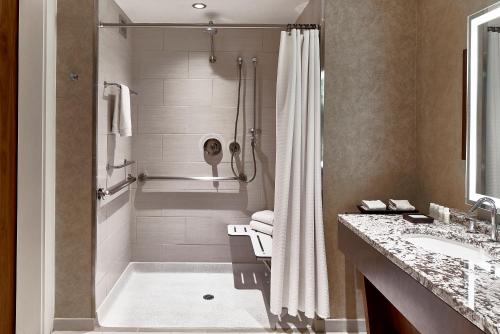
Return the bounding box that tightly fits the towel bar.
[97,175,136,200]
[104,81,139,95]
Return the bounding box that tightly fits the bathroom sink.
[403,234,492,263]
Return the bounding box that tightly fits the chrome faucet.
[468,197,498,241]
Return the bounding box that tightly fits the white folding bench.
[227,225,272,270]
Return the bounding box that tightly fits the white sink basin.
[403,234,492,263]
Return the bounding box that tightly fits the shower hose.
[230,57,257,183]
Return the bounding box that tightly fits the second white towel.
[250,220,273,236]
[360,200,386,211]
[388,199,415,211]
[251,210,274,225]
[111,84,132,137]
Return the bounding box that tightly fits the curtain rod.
[99,22,320,30]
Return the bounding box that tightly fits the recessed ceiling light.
[192,3,207,9]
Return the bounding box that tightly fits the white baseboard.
[324,318,366,333]
[52,316,364,333]
[53,318,95,331]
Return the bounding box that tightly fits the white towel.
[360,200,386,211]
[250,220,273,236]
[251,210,274,226]
[388,199,415,211]
[112,84,132,137]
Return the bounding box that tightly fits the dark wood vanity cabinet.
[362,278,420,334]
[338,223,484,334]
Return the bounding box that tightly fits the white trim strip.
[52,318,95,331]
[324,318,366,333]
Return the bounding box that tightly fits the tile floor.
[55,263,366,334]
[97,263,277,329]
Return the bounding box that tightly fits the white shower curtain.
[485,31,500,197]
[270,29,330,319]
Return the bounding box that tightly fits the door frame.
[16,0,57,333]
[0,1,19,332]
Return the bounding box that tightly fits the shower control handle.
[203,138,222,156]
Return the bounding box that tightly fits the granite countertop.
[339,213,500,334]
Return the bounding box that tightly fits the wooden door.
[0,0,18,333]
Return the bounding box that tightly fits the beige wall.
[296,0,324,24]
[323,0,499,320]
[415,0,498,212]
[130,27,278,262]
[323,0,418,318]
[55,0,95,319]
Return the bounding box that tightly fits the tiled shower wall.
[95,0,134,308]
[130,27,279,261]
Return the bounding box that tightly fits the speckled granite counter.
[339,213,500,334]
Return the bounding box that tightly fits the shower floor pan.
[97,262,274,330]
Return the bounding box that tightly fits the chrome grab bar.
[138,173,240,182]
[97,175,137,200]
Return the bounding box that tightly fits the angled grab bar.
[97,175,137,200]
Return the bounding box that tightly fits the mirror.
[468,1,500,205]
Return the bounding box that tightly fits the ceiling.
[113,0,311,24]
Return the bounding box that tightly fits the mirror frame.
[467,1,500,206]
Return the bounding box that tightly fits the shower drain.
[203,294,214,300]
